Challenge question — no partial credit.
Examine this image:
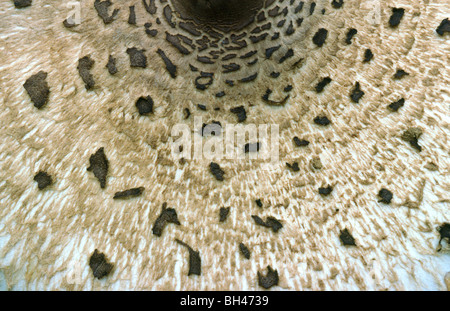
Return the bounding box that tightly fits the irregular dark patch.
[157,49,177,78]
[144,23,158,37]
[270,72,281,78]
[294,2,304,13]
[222,54,237,61]
[315,77,332,93]
[250,33,269,43]
[23,71,50,109]
[142,0,156,14]
[219,207,230,222]
[378,188,393,204]
[319,186,333,196]
[240,73,258,83]
[314,116,331,126]
[106,55,118,75]
[230,106,247,122]
[363,49,374,62]
[331,0,344,9]
[258,266,279,289]
[89,249,114,279]
[239,243,251,259]
[436,18,450,36]
[255,199,263,208]
[252,215,283,233]
[210,162,225,181]
[293,137,310,147]
[340,229,356,246]
[152,203,181,236]
[215,91,226,98]
[350,82,364,103]
[279,48,294,63]
[166,32,191,55]
[87,147,109,189]
[175,239,201,276]
[388,98,405,112]
[94,0,119,24]
[128,5,136,25]
[77,56,95,90]
[389,8,405,27]
[345,28,357,44]
[179,22,201,36]
[401,128,423,152]
[285,21,295,35]
[13,0,32,8]
[223,63,241,73]
[163,5,175,28]
[34,171,52,190]
[225,80,235,87]
[393,69,409,79]
[309,2,316,15]
[126,48,147,68]
[312,28,328,47]
[437,223,450,251]
[195,73,213,90]
[284,85,293,92]
[113,187,144,199]
[265,45,281,59]
[135,96,154,115]
[240,50,257,59]
[286,162,300,172]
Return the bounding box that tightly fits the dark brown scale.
[157,49,177,78]
[89,249,114,279]
[142,0,157,15]
[268,6,281,18]
[128,5,136,25]
[222,63,241,73]
[222,54,237,61]
[126,48,147,68]
[106,55,118,75]
[179,21,202,36]
[77,56,95,90]
[24,71,50,108]
[240,73,258,83]
[175,239,201,276]
[250,33,269,43]
[166,32,191,55]
[87,147,109,189]
[152,203,181,237]
[258,266,279,289]
[94,0,119,24]
[241,50,258,59]
[163,5,176,28]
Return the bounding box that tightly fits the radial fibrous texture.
[0,0,449,291]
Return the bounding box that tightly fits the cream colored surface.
[0,0,449,290]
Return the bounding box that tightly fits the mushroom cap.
[0,0,449,291]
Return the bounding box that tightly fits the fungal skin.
[0,0,449,291]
